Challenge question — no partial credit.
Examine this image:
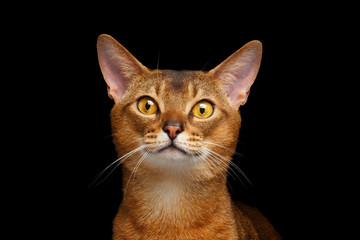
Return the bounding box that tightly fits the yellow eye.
[137,97,158,115]
[191,100,214,119]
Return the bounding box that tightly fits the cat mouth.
[158,143,188,155]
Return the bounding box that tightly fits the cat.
[96,34,281,240]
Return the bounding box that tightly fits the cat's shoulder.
[232,201,282,240]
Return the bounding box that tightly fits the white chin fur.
[143,131,203,169]
[144,148,201,169]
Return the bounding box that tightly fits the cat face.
[97,34,262,178]
[110,70,240,172]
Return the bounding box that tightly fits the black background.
[16,10,344,240]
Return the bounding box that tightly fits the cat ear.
[210,41,262,108]
[97,34,148,102]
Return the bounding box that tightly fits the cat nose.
[163,122,183,140]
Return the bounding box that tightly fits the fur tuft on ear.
[97,34,148,103]
[210,41,262,108]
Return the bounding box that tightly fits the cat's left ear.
[209,41,262,108]
[97,34,149,103]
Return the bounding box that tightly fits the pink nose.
[163,124,183,140]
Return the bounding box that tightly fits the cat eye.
[137,97,158,115]
[191,100,214,119]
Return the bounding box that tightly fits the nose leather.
[163,122,183,140]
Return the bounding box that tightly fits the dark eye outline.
[137,96,159,115]
[190,99,215,119]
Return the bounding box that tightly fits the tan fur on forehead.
[122,69,228,103]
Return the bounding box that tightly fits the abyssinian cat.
[96,34,281,240]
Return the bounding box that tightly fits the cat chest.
[127,179,201,225]
[145,180,186,214]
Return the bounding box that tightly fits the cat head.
[97,34,262,179]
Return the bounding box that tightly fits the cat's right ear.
[209,41,262,109]
[97,34,148,103]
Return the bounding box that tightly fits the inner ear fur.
[97,34,149,103]
[209,41,262,108]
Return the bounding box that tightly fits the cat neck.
[120,163,234,227]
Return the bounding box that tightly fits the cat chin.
[144,148,201,169]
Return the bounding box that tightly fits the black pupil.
[200,106,205,114]
[145,101,151,110]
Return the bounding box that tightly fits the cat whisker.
[132,150,150,186]
[156,50,161,70]
[189,151,201,169]
[202,147,241,183]
[99,133,114,140]
[201,57,214,71]
[204,151,248,191]
[201,140,244,158]
[201,141,251,185]
[198,147,235,193]
[88,145,147,188]
[202,146,252,186]
[120,137,147,147]
[124,149,150,195]
[194,149,222,182]
[196,149,229,183]
[229,136,246,146]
